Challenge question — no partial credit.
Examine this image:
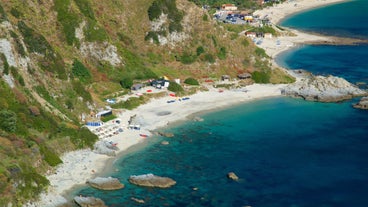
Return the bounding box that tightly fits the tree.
[184,77,199,85]
[0,110,17,132]
[120,77,133,89]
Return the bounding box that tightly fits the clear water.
[72,1,368,206]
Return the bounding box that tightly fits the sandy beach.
[25,0,350,206]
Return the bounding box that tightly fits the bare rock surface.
[128,173,176,188]
[87,177,124,190]
[282,75,367,102]
[74,196,107,207]
[353,96,368,110]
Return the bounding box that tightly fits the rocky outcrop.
[353,96,368,110]
[87,177,124,190]
[93,140,117,156]
[74,196,107,207]
[128,173,176,188]
[158,131,174,138]
[282,75,367,102]
[227,172,239,181]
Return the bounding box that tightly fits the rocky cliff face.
[282,75,367,102]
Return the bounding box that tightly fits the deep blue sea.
[72,1,368,206]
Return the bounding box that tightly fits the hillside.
[0,0,293,205]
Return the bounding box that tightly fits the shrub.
[184,77,199,85]
[74,0,95,20]
[196,46,205,56]
[179,52,197,64]
[0,4,7,22]
[39,144,63,166]
[252,71,270,83]
[255,47,268,58]
[203,53,215,63]
[217,46,227,60]
[10,8,22,18]
[119,77,133,89]
[145,31,160,44]
[0,110,17,132]
[168,81,184,92]
[72,59,92,83]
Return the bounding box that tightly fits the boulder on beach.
[74,196,107,207]
[282,75,367,102]
[93,141,117,156]
[87,177,124,190]
[353,96,368,110]
[128,173,176,188]
[227,172,239,181]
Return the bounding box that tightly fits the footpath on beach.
[26,0,364,206]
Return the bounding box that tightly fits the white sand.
[25,0,349,206]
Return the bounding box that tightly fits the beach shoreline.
[25,0,351,206]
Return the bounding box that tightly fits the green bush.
[74,0,95,20]
[0,53,9,75]
[217,46,227,60]
[39,144,63,166]
[252,71,270,83]
[0,4,7,22]
[184,77,199,85]
[168,81,184,92]
[144,31,160,44]
[255,47,268,58]
[0,110,17,132]
[196,46,205,56]
[179,52,197,64]
[72,59,92,83]
[119,77,133,89]
[10,8,22,18]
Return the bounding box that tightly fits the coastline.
[25,0,351,206]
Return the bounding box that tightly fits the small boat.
[139,134,148,138]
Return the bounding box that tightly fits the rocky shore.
[86,177,124,190]
[281,74,367,102]
[74,196,107,207]
[128,173,176,188]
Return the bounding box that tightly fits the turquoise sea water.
[73,1,368,206]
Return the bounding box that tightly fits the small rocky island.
[74,196,107,207]
[128,173,176,188]
[282,74,367,102]
[353,96,368,110]
[87,177,124,190]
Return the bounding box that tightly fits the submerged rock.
[227,172,239,181]
[353,96,368,110]
[158,131,174,138]
[128,173,176,188]
[74,196,107,207]
[87,177,124,190]
[282,75,367,102]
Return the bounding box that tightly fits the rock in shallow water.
[74,196,107,207]
[87,177,124,190]
[353,96,368,110]
[227,172,239,181]
[282,75,367,102]
[128,173,176,188]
